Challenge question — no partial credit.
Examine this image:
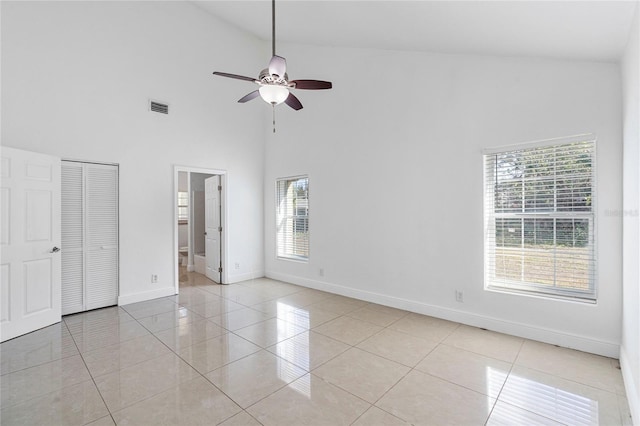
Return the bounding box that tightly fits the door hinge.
[218,267,223,273]
[218,185,222,191]
[218,226,222,232]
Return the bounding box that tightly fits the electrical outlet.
[151,274,158,283]
[319,268,324,277]
[234,263,240,270]
[455,290,464,303]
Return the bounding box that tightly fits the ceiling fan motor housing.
[259,68,288,84]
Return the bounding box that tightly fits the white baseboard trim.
[265,270,620,358]
[620,347,639,425]
[186,264,195,272]
[118,287,176,306]
[227,270,265,285]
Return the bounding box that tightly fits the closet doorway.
[174,166,227,293]
[61,160,119,315]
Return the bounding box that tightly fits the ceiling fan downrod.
[272,0,276,57]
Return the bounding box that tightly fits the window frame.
[483,135,597,302]
[275,175,310,262]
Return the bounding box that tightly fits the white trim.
[118,286,175,306]
[265,270,620,358]
[482,133,596,154]
[620,347,639,425]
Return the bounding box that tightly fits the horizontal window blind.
[484,136,596,300]
[276,176,309,261]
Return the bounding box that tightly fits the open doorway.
[173,166,227,294]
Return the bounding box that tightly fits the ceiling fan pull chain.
[273,105,276,133]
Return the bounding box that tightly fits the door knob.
[50,247,61,253]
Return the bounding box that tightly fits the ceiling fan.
[212,0,332,114]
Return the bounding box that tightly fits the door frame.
[173,165,227,293]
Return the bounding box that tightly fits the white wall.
[264,44,623,357]
[1,1,266,304]
[621,4,640,423]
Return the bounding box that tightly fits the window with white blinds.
[276,176,309,261]
[483,136,596,301]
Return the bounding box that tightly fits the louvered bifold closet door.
[61,163,84,315]
[85,164,118,311]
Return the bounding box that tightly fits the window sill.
[485,284,597,305]
[277,255,308,263]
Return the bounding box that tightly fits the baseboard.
[265,270,620,358]
[620,347,639,425]
[186,264,195,272]
[118,287,176,306]
[227,270,265,284]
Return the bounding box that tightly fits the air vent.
[149,100,169,114]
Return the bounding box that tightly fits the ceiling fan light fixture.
[259,85,289,105]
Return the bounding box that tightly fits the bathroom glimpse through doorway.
[173,166,227,294]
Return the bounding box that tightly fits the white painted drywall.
[264,43,623,357]
[621,4,640,423]
[1,1,266,303]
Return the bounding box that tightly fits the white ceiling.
[195,0,637,62]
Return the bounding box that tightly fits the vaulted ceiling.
[195,0,637,62]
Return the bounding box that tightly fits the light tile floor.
[0,270,633,425]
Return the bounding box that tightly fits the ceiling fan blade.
[238,90,260,103]
[284,92,303,111]
[268,55,287,78]
[290,80,333,90]
[213,71,257,83]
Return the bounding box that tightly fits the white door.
[1,147,62,342]
[204,176,221,283]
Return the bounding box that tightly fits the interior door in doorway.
[204,176,221,283]
[1,147,62,342]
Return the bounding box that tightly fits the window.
[178,191,189,223]
[483,135,596,301]
[276,176,309,261]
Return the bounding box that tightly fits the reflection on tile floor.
[0,269,633,425]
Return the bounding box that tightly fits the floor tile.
[487,400,563,426]
[71,320,150,353]
[178,332,262,374]
[152,319,226,351]
[376,369,494,425]
[137,307,204,333]
[275,288,334,308]
[516,340,625,394]
[64,307,134,333]
[234,318,307,348]
[0,323,78,374]
[247,373,370,426]
[85,415,116,426]
[313,316,383,345]
[352,406,410,426]
[218,410,262,426]
[500,365,623,426]
[0,380,108,426]
[185,298,246,318]
[267,330,350,370]
[388,313,459,342]
[313,347,409,403]
[345,305,404,327]
[94,352,199,412]
[111,377,241,426]
[357,328,438,367]
[0,354,90,408]
[309,297,366,315]
[210,307,274,331]
[81,334,171,377]
[278,305,341,329]
[175,287,222,307]
[121,298,179,319]
[443,324,524,362]
[415,344,511,398]
[205,350,307,408]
